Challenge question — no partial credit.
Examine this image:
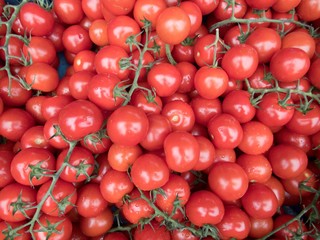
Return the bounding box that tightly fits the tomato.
[164,131,200,172]
[171,228,199,240]
[0,37,25,65]
[194,67,229,99]
[193,34,224,67]
[241,183,278,219]
[54,0,84,24]
[222,44,259,80]
[77,183,108,218]
[297,0,320,22]
[73,50,96,73]
[270,12,298,34]
[94,45,130,80]
[0,183,36,222]
[238,121,274,155]
[263,176,286,207]
[246,27,281,64]
[308,58,320,90]
[208,113,243,149]
[0,77,32,107]
[104,232,128,240]
[156,7,191,45]
[107,143,142,171]
[107,105,149,146]
[216,205,251,240]
[190,97,222,126]
[270,48,310,83]
[100,169,134,203]
[121,188,154,224]
[19,2,54,36]
[179,1,202,36]
[34,215,72,240]
[82,0,103,20]
[278,77,311,103]
[80,131,111,154]
[43,116,69,149]
[247,64,273,89]
[131,153,170,191]
[244,8,273,28]
[191,136,215,171]
[130,89,163,114]
[58,100,104,141]
[62,25,92,54]
[134,221,171,240]
[190,0,218,15]
[41,96,74,121]
[249,217,274,239]
[133,0,167,30]
[89,19,109,46]
[91,152,111,184]
[101,0,135,16]
[0,221,30,240]
[272,0,301,12]
[68,70,93,100]
[282,31,315,59]
[56,146,95,183]
[208,162,248,201]
[37,179,77,216]
[56,76,72,96]
[0,151,14,188]
[273,214,309,240]
[25,63,59,92]
[11,147,55,186]
[246,0,277,9]
[175,61,197,93]
[147,62,182,97]
[46,22,65,52]
[214,0,247,20]
[0,108,35,142]
[107,15,141,52]
[186,190,224,226]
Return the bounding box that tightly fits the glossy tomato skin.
[41,95,74,121]
[58,100,104,141]
[208,162,249,201]
[0,183,36,222]
[273,214,309,240]
[193,136,215,171]
[0,151,14,188]
[62,25,92,54]
[54,0,84,24]
[185,190,224,226]
[241,183,278,219]
[214,0,247,20]
[22,37,56,64]
[272,0,301,13]
[190,97,222,126]
[179,1,202,35]
[20,126,51,150]
[134,221,171,240]
[69,70,94,100]
[130,89,163,115]
[0,221,31,240]
[249,217,274,239]
[308,58,320,90]
[297,0,320,22]
[73,50,96,72]
[164,131,200,172]
[101,0,135,16]
[43,116,69,149]
[82,0,103,20]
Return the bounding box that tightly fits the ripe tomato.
[192,136,215,171]
[82,0,103,20]
[0,221,30,240]
[208,162,249,201]
[179,1,202,35]
[0,37,24,65]
[41,95,74,121]
[53,0,84,24]
[0,108,35,142]
[297,0,320,22]
[194,67,229,99]
[89,19,109,46]
[0,183,36,222]
[190,0,219,15]
[11,147,55,186]
[243,8,273,28]
[156,7,191,45]
[164,131,200,172]
[77,183,108,218]
[238,121,273,155]
[246,0,277,9]
[214,0,247,20]
[270,48,310,83]
[68,70,93,100]
[249,217,274,239]
[130,89,163,114]
[91,152,111,184]
[73,50,96,72]
[263,176,285,207]
[62,25,92,54]
[100,169,134,203]
[0,151,14,188]
[190,97,222,126]
[19,2,54,36]
[56,146,95,183]
[107,105,149,146]
[37,179,77,216]
[131,153,170,191]
[208,113,243,149]
[272,0,301,12]
[171,228,199,240]
[47,22,65,52]
[216,205,251,240]
[134,221,171,240]
[273,214,309,240]
[33,215,72,240]
[241,183,278,219]
[308,58,320,90]
[101,0,135,16]
[186,190,224,226]
[222,44,259,80]
[58,100,104,141]
[20,126,51,150]
[43,116,69,149]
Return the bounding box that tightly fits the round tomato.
[272,0,301,12]
[20,126,51,150]
[62,25,92,54]
[263,176,285,207]
[0,221,30,240]
[0,37,24,65]
[191,0,219,15]
[0,151,14,188]
[193,136,215,171]
[130,89,163,114]
[54,0,84,24]
[297,0,320,22]
[179,1,202,35]
[73,50,96,72]
[82,0,103,20]
[22,37,56,64]
[134,221,171,240]
[273,214,309,240]
[101,0,135,16]
[89,19,109,46]
[308,58,320,90]
[214,0,247,20]
[249,217,273,239]
[41,95,74,121]
[43,116,69,149]
[69,70,94,100]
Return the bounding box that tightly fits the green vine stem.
[165,44,177,65]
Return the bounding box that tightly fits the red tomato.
[249,217,274,239]
[58,100,104,141]
[241,183,278,219]
[107,105,149,146]
[101,0,136,16]
[34,215,72,240]
[156,7,191,45]
[185,190,224,226]
[179,1,202,35]
[20,126,50,150]
[37,179,77,216]
[246,0,277,9]
[0,108,35,142]
[270,48,310,83]
[164,131,200,172]
[0,151,14,188]
[68,70,93,100]
[11,147,55,186]
[77,183,108,217]
[273,214,309,240]
[263,176,285,207]
[80,131,112,154]
[62,25,92,54]
[208,113,243,149]
[91,152,111,184]
[270,12,298,33]
[171,228,199,240]
[73,50,96,72]
[308,58,320,89]
[221,44,259,80]
[216,205,251,240]
[214,0,247,20]
[147,62,182,97]
[43,116,69,149]
[243,8,273,28]
[0,183,36,222]
[192,136,215,171]
[100,169,134,203]
[272,0,301,12]
[208,162,249,201]
[82,0,103,20]
[247,64,273,89]
[56,76,72,96]
[0,37,24,65]
[54,0,84,24]
[41,95,74,121]
[19,2,54,36]
[190,0,219,15]
[130,89,163,114]
[131,153,170,191]
[0,221,31,240]
[56,146,95,183]
[47,22,65,52]
[190,97,222,126]
[194,67,229,99]
[134,221,171,240]
[297,0,320,21]
[22,37,56,64]
[89,19,109,46]
[26,63,59,92]
[238,121,274,155]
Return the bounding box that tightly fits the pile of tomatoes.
[0,0,320,239]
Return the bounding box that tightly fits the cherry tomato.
[0,37,24,65]
[193,136,215,171]
[0,150,14,188]
[134,221,171,240]
[308,58,320,90]
[0,221,30,240]
[273,214,309,240]
[73,50,96,72]
[41,95,74,121]
[190,0,219,15]
[62,25,92,54]
[272,0,301,13]
[101,0,136,16]
[263,176,286,207]
[246,0,277,9]
[82,0,103,20]
[214,0,247,20]
[249,217,274,239]
[179,1,202,36]
[89,19,109,46]
[297,0,320,22]
[43,116,69,149]
[130,89,163,114]
[68,70,93,100]
[54,0,84,24]
[22,37,56,64]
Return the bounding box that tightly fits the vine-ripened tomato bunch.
[0,0,320,239]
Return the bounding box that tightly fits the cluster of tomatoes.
[0,0,320,239]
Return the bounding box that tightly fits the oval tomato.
[54,0,84,24]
